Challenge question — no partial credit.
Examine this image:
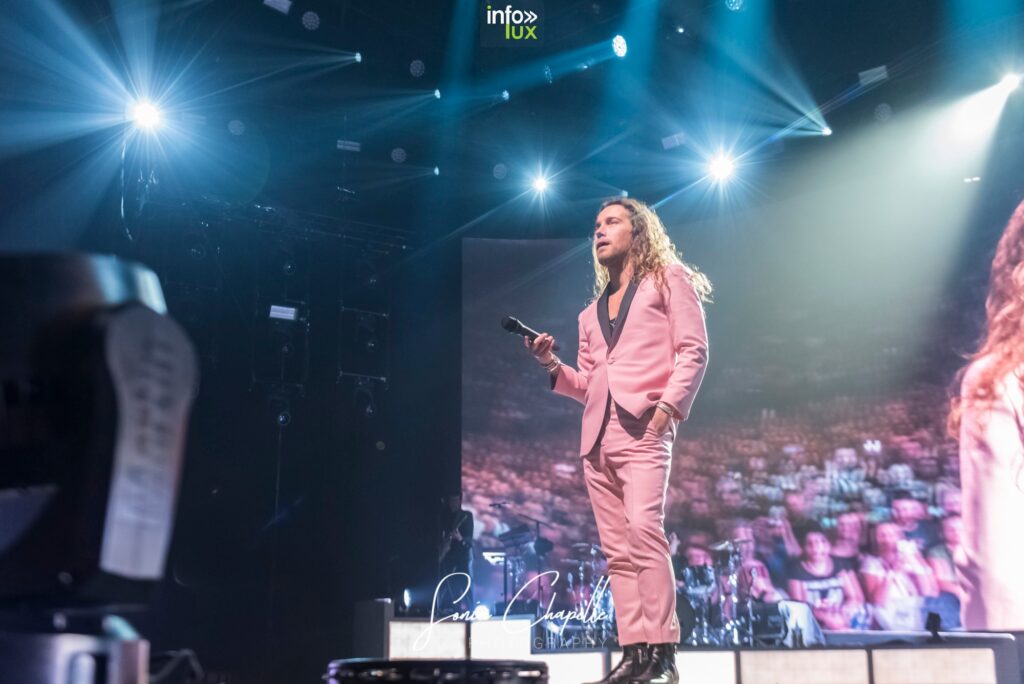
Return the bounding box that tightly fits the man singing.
[526,198,710,684]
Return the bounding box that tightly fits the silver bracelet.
[542,355,561,372]
[656,401,675,417]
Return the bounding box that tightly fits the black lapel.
[597,285,612,346]
[609,279,639,350]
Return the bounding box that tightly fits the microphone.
[501,316,560,351]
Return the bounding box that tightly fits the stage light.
[859,65,889,87]
[821,127,833,136]
[410,60,425,78]
[612,35,628,58]
[433,166,440,176]
[492,163,508,180]
[403,589,412,609]
[301,11,320,30]
[129,101,162,131]
[269,305,298,321]
[948,79,1017,144]
[390,147,407,164]
[999,73,1021,92]
[532,176,549,192]
[676,26,685,34]
[263,0,291,14]
[725,0,744,10]
[963,176,982,184]
[434,89,442,100]
[227,119,245,136]
[501,89,510,102]
[708,153,736,182]
[662,132,686,150]
[354,52,363,63]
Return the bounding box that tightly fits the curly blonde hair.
[591,197,713,302]
[949,199,1024,436]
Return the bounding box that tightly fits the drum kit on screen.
[682,539,757,646]
[488,511,759,648]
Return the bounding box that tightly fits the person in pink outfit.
[526,198,710,684]
[950,199,1024,630]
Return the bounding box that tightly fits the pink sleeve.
[659,264,710,420]
[551,314,593,405]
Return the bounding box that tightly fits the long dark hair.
[949,199,1024,436]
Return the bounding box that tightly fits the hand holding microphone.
[501,316,559,369]
[524,332,558,365]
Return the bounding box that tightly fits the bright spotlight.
[821,127,833,136]
[434,89,442,100]
[708,153,736,182]
[501,89,510,102]
[612,35,628,58]
[999,73,1021,92]
[129,101,162,131]
[354,52,362,64]
[532,176,549,193]
[433,166,440,176]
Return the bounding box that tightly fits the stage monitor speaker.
[326,659,547,684]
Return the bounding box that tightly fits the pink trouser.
[583,397,679,646]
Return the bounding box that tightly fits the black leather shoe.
[584,643,650,684]
[628,643,677,684]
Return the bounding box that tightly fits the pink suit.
[552,263,709,645]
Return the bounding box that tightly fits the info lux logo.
[486,4,539,40]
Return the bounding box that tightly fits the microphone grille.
[500,316,519,332]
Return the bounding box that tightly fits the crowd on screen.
[464,383,964,631]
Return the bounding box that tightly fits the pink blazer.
[552,263,709,456]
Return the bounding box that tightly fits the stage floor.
[370,613,1023,684]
